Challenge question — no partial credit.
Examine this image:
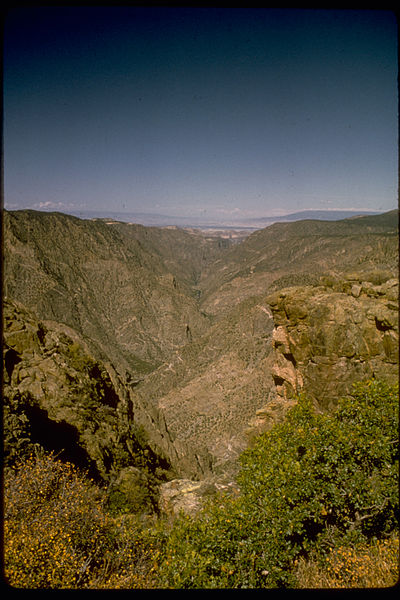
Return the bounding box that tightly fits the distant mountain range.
[248,209,381,224]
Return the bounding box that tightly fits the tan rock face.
[266,280,398,411]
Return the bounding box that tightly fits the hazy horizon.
[4,7,398,221]
[4,205,388,230]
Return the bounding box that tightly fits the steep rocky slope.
[2,298,175,510]
[2,209,398,508]
[198,210,398,316]
[109,220,232,292]
[3,210,222,378]
[131,294,276,478]
[248,274,398,436]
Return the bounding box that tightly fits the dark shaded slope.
[2,298,174,491]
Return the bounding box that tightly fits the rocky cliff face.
[2,209,398,511]
[3,298,174,511]
[247,274,398,435]
[3,210,214,378]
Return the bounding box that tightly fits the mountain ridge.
[8,207,384,229]
[246,208,383,224]
[198,209,398,316]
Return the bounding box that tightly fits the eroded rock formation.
[260,276,398,417]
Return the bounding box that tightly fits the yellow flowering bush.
[4,451,159,589]
[294,534,399,588]
[4,452,109,588]
[4,379,399,589]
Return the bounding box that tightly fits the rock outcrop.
[159,479,217,516]
[259,275,398,418]
[159,476,239,516]
[3,299,174,499]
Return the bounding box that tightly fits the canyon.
[3,208,398,513]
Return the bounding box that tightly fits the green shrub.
[234,379,399,585]
[157,379,399,588]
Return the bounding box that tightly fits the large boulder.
[158,479,218,516]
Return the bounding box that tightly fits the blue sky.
[3,7,398,223]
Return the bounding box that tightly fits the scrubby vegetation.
[4,451,161,589]
[155,379,399,588]
[4,380,399,589]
